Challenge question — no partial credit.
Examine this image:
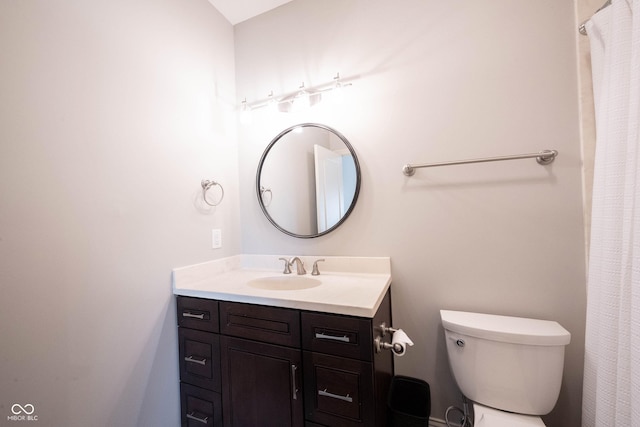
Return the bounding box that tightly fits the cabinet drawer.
[302,312,372,361]
[303,351,374,427]
[220,301,301,348]
[180,382,222,427]
[179,328,221,392]
[178,297,219,333]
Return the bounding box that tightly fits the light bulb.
[267,91,278,113]
[331,82,344,105]
[329,73,344,105]
[292,83,310,112]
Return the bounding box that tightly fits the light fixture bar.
[240,73,353,111]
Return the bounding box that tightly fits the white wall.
[235,1,586,425]
[0,1,239,426]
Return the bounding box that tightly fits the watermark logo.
[11,405,34,415]
[7,404,38,422]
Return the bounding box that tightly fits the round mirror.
[256,123,361,238]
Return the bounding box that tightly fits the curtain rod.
[579,0,611,35]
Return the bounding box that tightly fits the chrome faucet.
[288,257,307,275]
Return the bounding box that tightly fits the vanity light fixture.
[329,73,345,105]
[291,82,311,112]
[266,91,278,113]
[238,73,353,117]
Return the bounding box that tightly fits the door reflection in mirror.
[314,144,357,232]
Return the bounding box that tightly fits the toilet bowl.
[440,310,571,426]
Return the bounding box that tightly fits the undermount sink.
[247,275,322,291]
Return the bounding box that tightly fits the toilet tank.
[440,310,571,416]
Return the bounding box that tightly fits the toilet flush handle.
[449,336,465,347]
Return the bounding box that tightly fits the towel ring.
[260,186,272,207]
[201,179,224,206]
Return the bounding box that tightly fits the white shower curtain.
[583,0,640,426]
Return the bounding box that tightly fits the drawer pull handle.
[182,311,205,320]
[186,411,209,424]
[318,389,353,403]
[291,364,299,400]
[315,332,350,343]
[184,355,207,366]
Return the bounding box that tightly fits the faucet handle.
[279,257,292,274]
[311,259,326,276]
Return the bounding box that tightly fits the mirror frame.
[256,123,361,239]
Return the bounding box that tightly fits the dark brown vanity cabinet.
[219,301,304,427]
[177,290,393,427]
[301,292,393,427]
[177,297,223,426]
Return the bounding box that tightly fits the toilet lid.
[473,404,546,427]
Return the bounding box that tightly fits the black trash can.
[387,375,431,427]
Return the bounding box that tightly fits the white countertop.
[172,255,392,318]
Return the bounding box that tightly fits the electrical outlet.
[212,229,222,249]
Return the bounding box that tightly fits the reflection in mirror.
[256,123,361,238]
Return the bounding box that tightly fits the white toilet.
[440,310,571,426]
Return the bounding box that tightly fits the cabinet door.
[303,351,375,427]
[221,336,303,427]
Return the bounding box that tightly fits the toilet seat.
[473,403,546,427]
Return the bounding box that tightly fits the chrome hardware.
[184,355,207,366]
[311,259,325,275]
[403,149,558,176]
[447,335,466,348]
[186,411,209,424]
[535,150,558,165]
[182,311,205,320]
[260,186,273,206]
[291,364,299,400]
[200,179,224,206]
[579,0,611,35]
[374,336,403,354]
[288,257,306,275]
[279,257,292,274]
[318,389,353,403]
[315,332,350,343]
[379,322,398,337]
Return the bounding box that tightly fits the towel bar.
[402,150,557,176]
